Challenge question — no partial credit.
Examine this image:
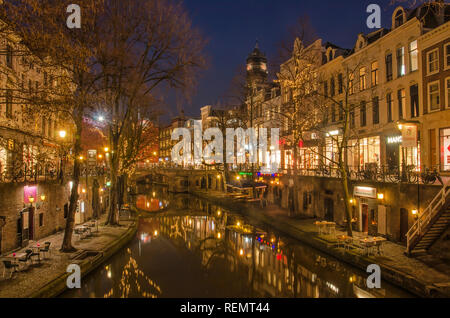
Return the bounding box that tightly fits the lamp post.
[58,130,68,183]
[397,119,420,217]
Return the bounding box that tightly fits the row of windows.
[428,78,450,112]
[328,84,420,128]
[426,43,450,76]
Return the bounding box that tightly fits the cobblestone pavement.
[0,214,134,298]
[200,190,450,295]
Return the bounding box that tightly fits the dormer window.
[393,8,405,28]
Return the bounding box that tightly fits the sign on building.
[401,125,417,148]
[87,150,97,167]
[353,186,377,199]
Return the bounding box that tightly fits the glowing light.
[28,196,35,203]
[82,188,86,193]
[98,154,103,159]
[237,221,241,227]
[377,193,384,200]
[412,209,418,215]
[236,176,240,180]
[78,156,84,160]
[217,233,221,239]
[58,130,67,138]
[40,194,46,201]
[98,115,105,122]
[239,248,244,256]
[104,147,109,152]
[154,230,158,236]
[349,198,354,204]
[217,174,221,179]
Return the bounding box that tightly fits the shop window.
[359,136,381,168]
[428,81,440,112]
[440,128,450,172]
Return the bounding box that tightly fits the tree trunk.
[60,119,82,252]
[340,168,353,237]
[92,178,100,219]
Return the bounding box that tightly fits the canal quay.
[61,185,414,298]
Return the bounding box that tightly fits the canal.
[62,185,413,298]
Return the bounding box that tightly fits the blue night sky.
[172,0,403,119]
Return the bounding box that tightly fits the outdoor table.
[29,244,44,262]
[6,253,27,270]
[360,238,379,256]
[314,221,326,235]
[372,237,387,255]
[337,235,352,250]
[324,222,336,236]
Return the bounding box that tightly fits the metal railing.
[406,180,450,253]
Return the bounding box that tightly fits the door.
[429,129,436,168]
[324,198,334,221]
[361,204,369,232]
[28,207,35,240]
[400,208,409,243]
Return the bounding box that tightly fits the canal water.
[62,185,413,298]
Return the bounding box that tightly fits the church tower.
[246,41,268,89]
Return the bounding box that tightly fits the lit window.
[427,49,439,75]
[428,81,440,111]
[446,43,450,69]
[396,47,405,77]
[371,61,379,86]
[359,67,366,91]
[446,77,450,109]
[409,40,418,72]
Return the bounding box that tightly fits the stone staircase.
[406,183,450,256]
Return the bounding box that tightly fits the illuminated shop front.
[347,136,380,171]
[298,147,319,170]
[325,134,342,167]
[385,134,420,170]
[352,186,379,234]
[440,128,450,172]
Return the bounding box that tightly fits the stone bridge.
[133,167,225,192]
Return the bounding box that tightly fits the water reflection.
[62,187,412,298]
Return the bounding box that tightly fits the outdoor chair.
[18,249,33,268]
[2,260,19,279]
[29,248,41,265]
[40,242,51,259]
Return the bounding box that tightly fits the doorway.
[361,203,369,232]
[324,198,334,221]
[28,206,35,240]
[400,208,409,243]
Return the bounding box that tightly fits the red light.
[276,254,282,260]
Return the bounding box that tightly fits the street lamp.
[59,130,67,139]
